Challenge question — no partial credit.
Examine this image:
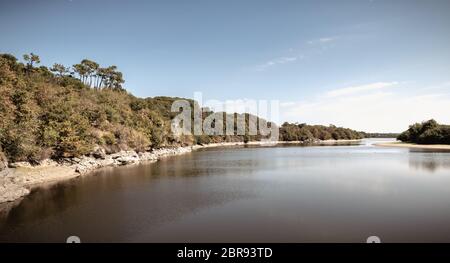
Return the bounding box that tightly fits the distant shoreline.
[375,141,450,150]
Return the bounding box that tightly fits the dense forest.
[397,119,450,144]
[1,53,364,164]
[279,122,364,141]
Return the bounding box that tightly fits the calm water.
[1,139,450,242]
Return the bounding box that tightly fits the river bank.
[0,139,361,204]
[0,145,196,204]
[375,141,450,150]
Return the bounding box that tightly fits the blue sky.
[1,0,450,132]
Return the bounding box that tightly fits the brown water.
[1,139,450,242]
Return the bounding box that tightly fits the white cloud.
[255,56,299,71]
[307,36,338,45]
[319,37,335,43]
[325,82,399,97]
[280,82,450,133]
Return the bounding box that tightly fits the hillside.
[0,53,364,165]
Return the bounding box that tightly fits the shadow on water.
[0,153,259,242]
[0,181,81,227]
[408,151,450,172]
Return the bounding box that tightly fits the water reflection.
[409,152,450,172]
[1,140,450,242]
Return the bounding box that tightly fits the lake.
[1,139,450,242]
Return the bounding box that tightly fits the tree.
[103,65,124,90]
[80,59,99,88]
[95,67,108,89]
[50,63,69,77]
[71,60,124,90]
[1,54,18,67]
[23,53,40,73]
[73,63,88,84]
[279,122,362,141]
[110,71,125,91]
[421,119,438,132]
[99,66,118,89]
[397,119,450,145]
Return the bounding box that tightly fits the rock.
[39,159,59,167]
[0,152,7,172]
[0,180,30,203]
[0,168,9,177]
[8,162,33,168]
[75,164,87,174]
[113,151,140,165]
[138,152,158,162]
[74,156,100,174]
[92,148,107,159]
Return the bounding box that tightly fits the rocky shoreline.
[0,139,361,204]
[0,146,199,204]
[0,141,257,204]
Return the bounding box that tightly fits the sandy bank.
[375,141,450,150]
[0,139,361,204]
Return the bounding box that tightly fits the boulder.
[0,152,7,172]
[74,156,101,174]
[113,151,140,165]
[92,147,107,159]
[138,152,158,162]
[8,162,33,168]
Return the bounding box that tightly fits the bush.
[102,133,116,146]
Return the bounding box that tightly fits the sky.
[1,0,450,132]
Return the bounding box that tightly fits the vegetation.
[0,53,272,163]
[279,122,364,141]
[0,53,366,164]
[362,132,399,138]
[397,119,450,144]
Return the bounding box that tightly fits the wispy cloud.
[325,82,399,97]
[307,36,338,45]
[254,56,300,71]
[279,81,450,132]
[252,36,338,72]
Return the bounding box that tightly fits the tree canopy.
[397,119,450,144]
[279,122,364,142]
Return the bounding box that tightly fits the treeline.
[279,122,364,141]
[362,133,399,138]
[397,119,450,144]
[0,53,268,163]
[21,52,125,90]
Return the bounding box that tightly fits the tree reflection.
[409,152,450,172]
